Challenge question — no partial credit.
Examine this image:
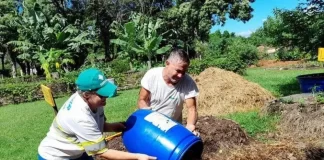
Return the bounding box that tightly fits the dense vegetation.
[0,0,323,105]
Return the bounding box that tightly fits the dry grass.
[193,67,275,116]
[226,141,306,160]
[265,99,324,140]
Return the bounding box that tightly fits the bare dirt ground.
[105,116,250,160]
[106,113,324,160]
[254,60,303,68]
[104,66,324,159]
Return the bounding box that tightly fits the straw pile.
[226,142,305,160]
[193,67,274,116]
[265,98,324,140]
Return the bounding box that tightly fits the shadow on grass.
[278,79,302,96]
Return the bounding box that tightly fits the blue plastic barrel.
[122,109,203,160]
[297,73,324,93]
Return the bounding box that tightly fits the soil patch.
[107,136,126,151]
[254,60,303,68]
[194,67,274,116]
[196,116,249,159]
[105,116,249,160]
[103,113,324,160]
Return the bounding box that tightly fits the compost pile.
[265,97,324,140]
[193,67,274,116]
[226,141,306,160]
[105,116,250,160]
[195,116,249,159]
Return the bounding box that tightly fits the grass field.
[244,68,324,97]
[1,68,324,159]
[0,89,138,160]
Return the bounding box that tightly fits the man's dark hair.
[167,48,190,64]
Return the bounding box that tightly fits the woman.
[38,68,156,160]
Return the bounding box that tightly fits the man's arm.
[185,97,198,131]
[137,87,151,109]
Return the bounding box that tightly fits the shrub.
[201,37,258,74]
[275,48,305,61]
[206,56,247,74]
[188,59,207,75]
[0,81,75,106]
[108,58,130,73]
[226,38,259,66]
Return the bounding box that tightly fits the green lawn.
[243,68,324,97]
[1,67,324,159]
[0,89,138,160]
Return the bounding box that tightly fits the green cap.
[75,68,117,98]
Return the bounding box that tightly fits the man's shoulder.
[183,74,196,83]
[147,67,164,73]
[144,67,164,77]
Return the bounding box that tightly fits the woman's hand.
[115,122,126,132]
[104,122,126,132]
[136,153,157,160]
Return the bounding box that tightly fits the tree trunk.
[129,62,133,71]
[1,54,4,70]
[147,60,152,69]
[7,48,17,78]
[26,62,31,75]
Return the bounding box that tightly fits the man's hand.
[186,124,195,132]
[186,124,200,137]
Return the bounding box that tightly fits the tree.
[261,8,324,58]
[111,13,171,69]
[52,0,175,61]
[0,0,20,77]
[161,0,255,52]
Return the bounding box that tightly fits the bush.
[188,59,207,75]
[108,58,130,73]
[201,37,258,74]
[0,80,75,106]
[275,48,305,61]
[0,76,46,84]
[226,38,259,66]
[207,56,247,74]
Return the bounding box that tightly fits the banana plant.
[36,48,74,80]
[110,21,137,69]
[111,13,172,69]
[132,16,171,68]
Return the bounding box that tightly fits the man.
[138,49,199,134]
[38,68,156,160]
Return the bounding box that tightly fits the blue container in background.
[122,109,203,160]
[297,73,324,93]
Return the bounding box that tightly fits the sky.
[210,0,305,37]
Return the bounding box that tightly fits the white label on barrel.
[144,112,177,132]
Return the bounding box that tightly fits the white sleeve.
[67,118,107,155]
[141,69,153,91]
[184,76,199,99]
